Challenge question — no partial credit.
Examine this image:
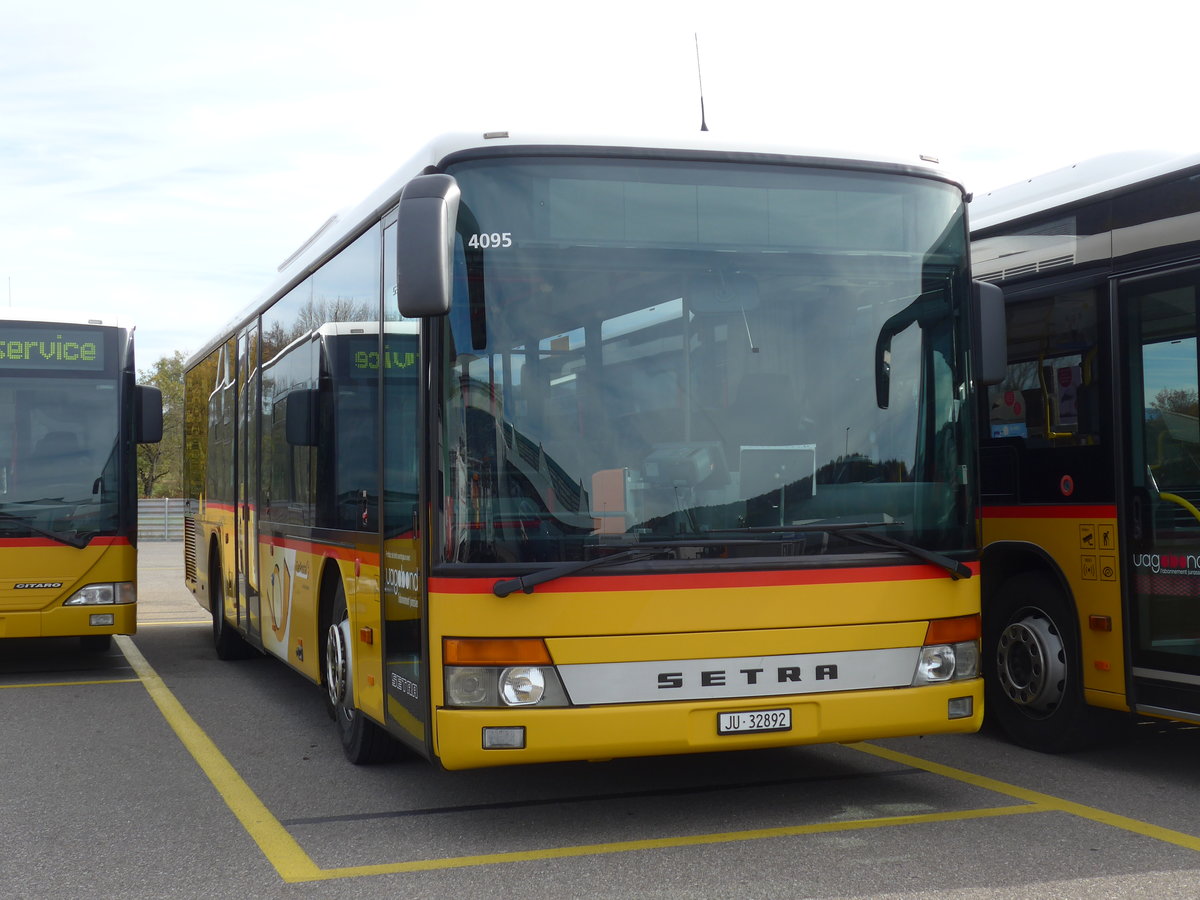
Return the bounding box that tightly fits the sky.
[3,0,1198,368]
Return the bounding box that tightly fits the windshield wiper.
[713,521,901,535]
[838,530,971,580]
[0,509,91,549]
[493,548,670,597]
[703,521,969,579]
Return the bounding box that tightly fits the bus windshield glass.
[440,157,972,565]
[0,323,122,540]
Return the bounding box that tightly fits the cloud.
[3,0,1198,366]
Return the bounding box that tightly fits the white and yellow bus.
[974,150,1200,750]
[0,310,162,650]
[183,131,1005,769]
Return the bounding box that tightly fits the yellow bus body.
[187,505,984,769]
[982,505,1129,712]
[426,564,982,769]
[0,538,137,639]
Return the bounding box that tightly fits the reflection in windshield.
[440,158,972,565]
[0,376,121,538]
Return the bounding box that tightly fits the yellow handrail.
[1158,491,1200,526]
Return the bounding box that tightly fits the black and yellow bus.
[0,311,162,650]
[973,150,1200,749]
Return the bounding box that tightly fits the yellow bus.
[0,310,162,651]
[973,150,1200,750]
[183,131,1005,769]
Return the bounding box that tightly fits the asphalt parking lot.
[2,541,1199,899]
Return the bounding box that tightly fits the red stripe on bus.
[430,561,979,594]
[982,504,1117,519]
[258,533,381,565]
[0,536,131,549]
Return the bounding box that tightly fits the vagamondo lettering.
[0,327,105,370]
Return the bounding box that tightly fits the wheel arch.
[206,533,222,615]
[981,540,1078,635]
[316,556,349,687]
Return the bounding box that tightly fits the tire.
[324,580,402,764]
[984,572,1106,752]
[211,557,255,661]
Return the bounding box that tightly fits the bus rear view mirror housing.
[874,281,1008,408]
[396,173,460,318]
[136,385,163,444]
[972,280,1007,386]
[285,389,319,447]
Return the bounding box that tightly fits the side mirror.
[396,173,460,318]
[874,330,893,410]
[136,385,163,444]
[285,389,319,446]
[972,280,1008,386]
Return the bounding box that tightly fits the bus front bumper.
[0,603,137,639]
[432,679,983,770]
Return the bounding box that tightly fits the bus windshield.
[439,157,973,565]
[0,325,122,541]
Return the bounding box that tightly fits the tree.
[1152,387,1199,417]
[137,351,186,497]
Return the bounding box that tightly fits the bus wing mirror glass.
[972,280,1008,386]
[874,331,892,409]
[396,173,460,318]
[136,385,163,444]
[285,389,319,446]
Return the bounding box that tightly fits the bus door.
[237,325,262,641]
[1120,266,1200,719]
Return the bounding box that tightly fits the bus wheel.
[986,573,1099,752]
[211,559,254,660]
[324,582,401,764]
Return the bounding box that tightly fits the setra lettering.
[657,665,840,689]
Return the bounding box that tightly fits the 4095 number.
[466,232,512,249]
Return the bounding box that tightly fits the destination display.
[0,325,107,371]
[338,333,417,379]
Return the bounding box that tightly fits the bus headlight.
[499,666,545,706]
[444,665,569,707]
[912,614,980,685]
[912,641,979,684]
[63,582,136,606]
[445,667,492,705]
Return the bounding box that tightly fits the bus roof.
[190,130,957,369]
[2,307,124,329]
[969,150,1200,233]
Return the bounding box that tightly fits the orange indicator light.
[444,637,553,665]
[1088,615,1112,632]
[924,614,980,644]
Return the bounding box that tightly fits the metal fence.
[137,497,187,541]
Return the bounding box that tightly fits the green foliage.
[1152,387,1199,417]
[137,350,186,497]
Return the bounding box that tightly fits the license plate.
[717,708,792,735]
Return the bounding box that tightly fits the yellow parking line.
[114,634,1200,883]
[115,631,1048,883]
[0,678,139,689]
[850,741,1200,853]
[301,804,1042,881]
[115,636,325,882]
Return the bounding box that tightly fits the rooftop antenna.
[694,33,709,132]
